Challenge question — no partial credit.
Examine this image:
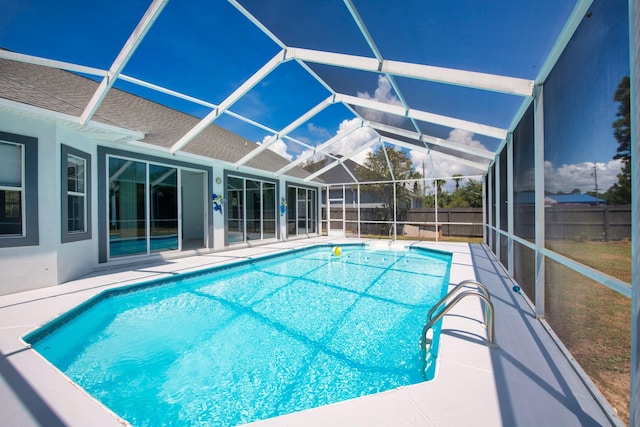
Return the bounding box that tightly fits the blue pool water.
[26,245,451,426]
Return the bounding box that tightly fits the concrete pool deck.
[0,238,623,426]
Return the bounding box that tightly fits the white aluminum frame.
[286,47,535,96]
[334,93,508,140]
[81,0,169,125]
[170,50,287,154]
[630,2,639,425]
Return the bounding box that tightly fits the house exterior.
[515,191,607,206]
[0,58,321,296]
[544,193,607,206]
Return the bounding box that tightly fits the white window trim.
[67,153,87,234]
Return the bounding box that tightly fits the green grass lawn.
[546,240,631,283]
[544,240,631,425]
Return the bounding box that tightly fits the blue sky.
[0,0,630,192]
[542,0,629,192]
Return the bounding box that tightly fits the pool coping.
[0,237,622,426]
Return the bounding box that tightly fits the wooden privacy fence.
[322,205,632,241]
[322,207,484,238]
[514,204,632,241]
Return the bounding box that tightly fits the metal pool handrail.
[420,285,496,379]
[427,279,491,325]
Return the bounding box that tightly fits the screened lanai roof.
[0,0,584,184]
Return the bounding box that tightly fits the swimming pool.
[25,244,451,426]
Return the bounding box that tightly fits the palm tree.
[434,179,446,196]
[452,174,463,191]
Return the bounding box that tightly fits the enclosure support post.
[357,184,361,238]
[629,0,639,424]
[342,184,346,236]
[326,186,330,236]
[487,167,493,251]
[495,150,501,263]
[507,133,514,277]
[534,84,546,318]
[393,184,397,240]
[435,186,439,242]
[482,176,487,244]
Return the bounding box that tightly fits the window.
[67,155,86,232]
[0,141,23,236]
[0,131,38,248]
[61,145,91,242]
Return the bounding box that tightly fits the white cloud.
[544,159,623,193]
[355,75,403,124]
[332,118,379,165]
[408,129,488,189]
[357,75,401,105]
[292,118,378,166]
[262,135,293,162]
[295,146,325,165]
[262,118,379,166]
[447,129,488,150]
[261,76,408,166]
[306,122,331,139]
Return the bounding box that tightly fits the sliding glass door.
[263,182,276,239]
[246,179,261,241]
[108,158,146,257]
[226,174,277,243]
[108,157,178,257]
[287,185,317,237]
[149,164,178,252]
[227,177,244,243]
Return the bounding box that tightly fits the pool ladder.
[420,280,496,378]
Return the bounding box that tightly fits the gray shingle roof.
[316,157,363,184]
[0,57,315,180]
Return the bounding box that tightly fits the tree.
[356,146,421,225]
[447,179,483,207]
[605,76,631,205]
[452,174,463,190]
[423,178,482,208]
[301,156,329,174]
[434,178,447,195]
[613,76,630,159]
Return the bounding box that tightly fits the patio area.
[0,237,621,426]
